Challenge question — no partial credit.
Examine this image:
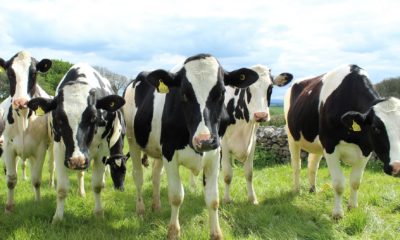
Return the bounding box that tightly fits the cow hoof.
[5,203,15,214]
[347,203,358,210]
[52,216,63,224]
[78,191,86,198]
[309,186,316,193]
[248,196,259,205]
[332,211,344,220]
[136,202,145,216]
[167,224,180,240]
[211,230,223,240]
[152,202,161,212]
[94,209,104,218]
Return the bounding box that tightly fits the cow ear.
[273,72,293,87]
[341,110,372,132]
[27,97,57,115]
[224,68,259,88]
[37,59,52,73]
[146,69,180,94]
[0,58,6,70]
[96,95,125,112]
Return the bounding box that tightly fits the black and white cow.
[0,51,53,213]
[222,65,292,204]
[123,54,259,239]
[284,64,400,219]
[27,63,125,223]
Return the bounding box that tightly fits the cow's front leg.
[244,140,258,205]
[4,150,17,213]
[152,158,163,212]
[325,152,345,220]
[164,158,184,240]
[221,143,233,204]
[204,150,223,240]
[47,146,55,188]
[131,147,145,215]
[307,153,322,193]
[30,151,46,201]
[53,143,69,223]
[77,170,86,197]
[348,158,368,210]
[92,158,105,218]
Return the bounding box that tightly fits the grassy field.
[0,146,399,240]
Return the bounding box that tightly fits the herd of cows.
[0,51,399,239]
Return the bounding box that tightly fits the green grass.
[0,147,399,240]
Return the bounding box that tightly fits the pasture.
[0,146,399,240]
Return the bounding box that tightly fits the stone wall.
[256,126,378,163]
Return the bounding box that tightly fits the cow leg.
[131,147,145,215]
[77,171,86,197]
[4,150,17,213]
[203,150,223,240]
[164,158,184,240]
[325,152,345,220]
[244,141,258,205]
[92,158,105,218]
[21,157,28,181]
[307,153,322,193]
[48,147,55,188]
[152,158,163,212]
[221,142,233,203]
[53,143,69,223]
[288,138,301,193]
[29,153,46,202]
[348,158,368,210]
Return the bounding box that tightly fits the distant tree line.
[0,60,130,101]
[375,77,400,98]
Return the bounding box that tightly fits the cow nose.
[12,98,29,109]
[254,112,268,122]
[193,133,218,152]
[67,154,89,170]
[391,161,400,176]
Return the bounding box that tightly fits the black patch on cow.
[246,88,252,103]
[184,53,212,64]
[231,89,250,122]
[267,85,273,106]
[134,80,156,149]
[234,88,240,96]
[367,113,391,173]
[58,68,86,90]
[226,99,236,125]
[7,106,14,124]
[287,76,323,142]
[7,68,16,97]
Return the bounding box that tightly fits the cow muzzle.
[193,133,218,152]
[254,112,269,122]
[12,98,29,110]
[391,161,400,177]
[66,154,90,170]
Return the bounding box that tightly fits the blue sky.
[1,0,399,99]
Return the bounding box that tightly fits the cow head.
[341,97,400,176]
[27,85,125,170]
[227,65,293,123]
[103,153,130,191]
[0,51,52,110]
[144,54,259,152]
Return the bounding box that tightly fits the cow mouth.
[391,161,400,177]
[65,156,90,170]
[194,138,219,152]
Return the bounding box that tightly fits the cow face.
[27,85,125,170]
[145,54,259,152]
[103,153,129,191]
[230,65,293,123]
[0,51,52,109]
[341,97,400,176]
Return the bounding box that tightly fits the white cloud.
[1,0,399,99]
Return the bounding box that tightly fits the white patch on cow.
[115,159,122,167]
[10,51,32,101]
[184,57,219,138]
[373,97,400,165]
[319,65,353,106]
[109,115,122,148]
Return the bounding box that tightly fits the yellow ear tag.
[351,120,361,132]
[240,74,246,81]
[158,80,169,93]
[35,106,45,116]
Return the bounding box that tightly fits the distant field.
[269,106,284,116]
[0,147,399,240]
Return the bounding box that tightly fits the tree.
[94,66,129,94]
[375,77,400,98]
[37,59,73,96]
[0,69,9,101]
